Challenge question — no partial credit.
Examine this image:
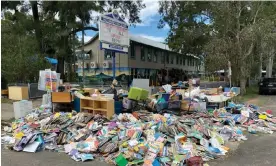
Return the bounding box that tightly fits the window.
[130,44,135,59]
[153,50,157,62]
[183,57,186,66]
[176,55,179,65]
[179,55,182,65]
[166,52,169,64]
[77,53,90,60]
[170,54,174,64]
[141,47,145,61]
[104,50,112,60]
[161,52,165,64]
[147,48,152,62]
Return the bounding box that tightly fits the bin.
[161,93,170,101]
[115,101,123,114]
[73,97,80,112]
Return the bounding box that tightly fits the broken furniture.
[51,92,73,112]
[1,89,8,97]
[8,86,29,100]
[80,97,114,119]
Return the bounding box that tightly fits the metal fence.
[28,83,46,99]
[200,81,229,89]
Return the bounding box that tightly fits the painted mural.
[76,67,191,86]
[77,67,131,85]
[77,67,130,76]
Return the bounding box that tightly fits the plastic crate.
[161,93,170,101]
[13,100,33,119]
[224,87,231,92]
[73,97,80,112]
[128,87,149,101]
[115,101,123,114]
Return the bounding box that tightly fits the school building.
[75,33,204,84]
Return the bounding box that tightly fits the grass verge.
[1,98,13,104]
[235,85,266,106]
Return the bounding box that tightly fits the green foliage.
[158,1,211,56]
[159,1,276,94]
[1,0,145,83]
[1,13,50,83]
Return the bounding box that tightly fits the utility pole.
[72,29,76,82]
[82,21,85,85]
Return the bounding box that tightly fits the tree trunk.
[56,34,69,79]
[240,77,247,95]
[57,57,65,79]
[68,34,73,82]
[266,50,275,78]
[73,31,76,81]
[31,1,43,54]
[259,53,263,79]
[272,54,275,76]
[266,55,274,78]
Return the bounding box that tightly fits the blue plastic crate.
[161,93,170,101]
[224,87,231,92]
[73,97,80,112]
[115,101,123,114]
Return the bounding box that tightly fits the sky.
[77,0,170,43]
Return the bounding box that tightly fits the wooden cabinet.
[52,92,72,103]
[51,92,73,112]
[80,97,114,119]
[8,86,29,100]
[1,89,8,96]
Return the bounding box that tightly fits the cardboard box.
[204,88,218,95]
[83,88,95,95]
[217,87,223,94]
[181,100,196,111]
[8,86,29,100]
[181,100,190,110]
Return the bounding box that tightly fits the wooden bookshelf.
[80,97,114,119]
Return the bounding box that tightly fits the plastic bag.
[38,69,60,92]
